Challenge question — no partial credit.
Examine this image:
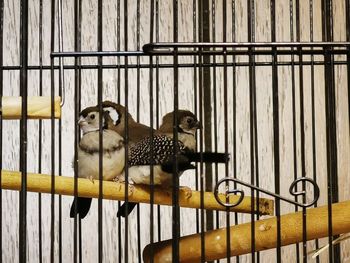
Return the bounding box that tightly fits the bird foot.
[113,176,123,183]
[89,176,94,184]
[128,184,135,196]
[180,186,192,199]
[165,186,192,199]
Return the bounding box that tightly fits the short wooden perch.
[0,170,273,215]
[143,200,350,262]
[1,96,61,119]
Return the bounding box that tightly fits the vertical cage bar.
[50,0,56,261]
[123,0,130,261]
[116,1,122,261]
[203,0,213,247]
[155,0,162,243]
[73,0,82,262]
[346,0,350,126]
[211,0,219,251]
[0,0,3,261]
[197,0,205,261]
[148,1,155,262]
[97,0,103,261]
[172,0,180,262]
[57,0,64,261]
[270,0,282,261]
[309,0,320,261]
[19,0,29,261]
[231,0,239,262]
[38,0,44,261]
[322,0,340,261]
[247,0,257,260]
[222,0,232,262]
[289,0,301,260]
[295,1,308,261]
[192,0,200,236]
[135,1,142,261]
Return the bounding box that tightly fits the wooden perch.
[1,96,61,119]
[0,170,273,215]
[143,200,350,263]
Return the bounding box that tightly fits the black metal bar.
[289,0,301,260]
[155,0,162,244]
[143,41,350,52]
[231,0,239,262]
[322,0,340,261]
[73,0,82,262]
[0,0,3,261]
[148,1,155,263]
[201,0,213,260]
[57,0,63,261]
[19,0,29,261]
[198,1,205,261]
[97,0,103,262]
[295,0,308,261]
[211,2,219,259]
[172,1,180,262]
[247,0,257,260]
[50,0,56,261]
[123,0,130,262]
[136,1,142,261]
[221,1,232,262]
[116,0,121,105]
[270,0,281,261]
[51,47,350,58]
[193,0,200,237]
[7,58,350,71]
[309,0,320,261]
[38,0,43,261]
[346,0,350,140]
[116,1,122,262]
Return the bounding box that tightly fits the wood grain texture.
[1,0,349,262]
[0,170,274,215]
[143,200,350,262]
[1,96,61,119]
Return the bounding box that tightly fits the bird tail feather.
[185,152,229,163]
[117,202,137,217]
[70,197,92,219]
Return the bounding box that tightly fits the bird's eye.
[90,114,95,120]
[187,118,193,124]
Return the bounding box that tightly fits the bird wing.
[127,135,187,166]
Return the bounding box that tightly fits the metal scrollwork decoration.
[289,177,320,207]
[214,176,320,209]
[214,178,245,208]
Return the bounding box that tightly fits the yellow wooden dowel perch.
[0,170,274,215]
[1,96,61,119]
[143,200,350,262]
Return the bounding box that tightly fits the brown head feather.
[159,110,199,134]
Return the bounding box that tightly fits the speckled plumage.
[127,134,188,166]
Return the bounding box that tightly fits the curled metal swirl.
[214,178,245,208]
[214,177,320,208]
[289,177,320,207]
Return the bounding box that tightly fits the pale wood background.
[1,0,349,262]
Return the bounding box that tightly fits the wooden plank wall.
[1,0,349,262]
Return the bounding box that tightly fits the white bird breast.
[78,131,125,181]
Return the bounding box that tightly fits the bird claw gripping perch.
[180,186,192,199]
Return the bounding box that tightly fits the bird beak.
[78,116,87,126]
[194,121,201,129]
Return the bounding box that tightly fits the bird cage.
[0,0,349,262]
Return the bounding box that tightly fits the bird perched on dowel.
[70,104,126,219]
[117,110,229,217]
[70,102,157,219]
